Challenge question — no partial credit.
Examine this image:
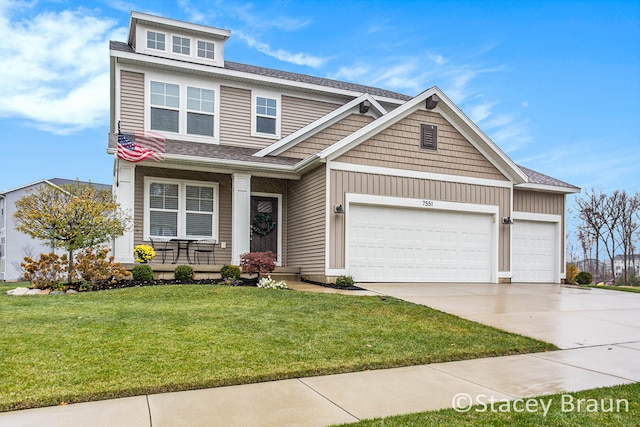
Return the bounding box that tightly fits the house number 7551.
[422,200,434,207]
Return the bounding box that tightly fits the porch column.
[113,158,135,263]
[232,173,251,265]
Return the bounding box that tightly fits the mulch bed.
[301,279,366,291]
[67,278,259,292]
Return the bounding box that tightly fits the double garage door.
[348,204,494,282]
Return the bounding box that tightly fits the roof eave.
[515,182,581,194]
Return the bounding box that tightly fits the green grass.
[1,285,555,412]
[583,285,640,294]
[335,382,640,426]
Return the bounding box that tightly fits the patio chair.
[193,238,217,265]
[150,237,175,264]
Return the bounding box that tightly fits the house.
[107,11,580,284]
[614,254,640,277]
[0,179,111,281]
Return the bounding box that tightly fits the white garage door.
[512,220,557,283]
[348,205,494,282]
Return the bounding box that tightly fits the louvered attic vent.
[420,124,437,150]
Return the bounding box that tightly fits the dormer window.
[197,41,215,59]
[147,31,165,50]
[172,36,190,55]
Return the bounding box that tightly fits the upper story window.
[147,31,165,50]
[172,36,190,55]
[187,87,215,137]
[197,41,215,59]
[150,82,180,133]
[148,77,218,142]
[253,93,280,138]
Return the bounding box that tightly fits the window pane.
[185,186,214,212]
[172,36,190,54]
[151,108,179,132]
[187,87,215,113]
[186,213,212,237]
[187,112,214,136]
[150,211,178,237]
[256,116,276,134]
[197,41,214,59]
[150,82,179,108]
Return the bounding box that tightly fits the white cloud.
[236,31,326,68]
[0,4,125,134]
[178,0,206,23]
[234,3,310,31]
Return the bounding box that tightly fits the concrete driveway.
[362,282,640,349]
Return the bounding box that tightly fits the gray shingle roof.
[48,178,111,191]
[109,41,411,101]
[517,165,578,189]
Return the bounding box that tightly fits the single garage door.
[512,220,557,283]
[348,204,494,282]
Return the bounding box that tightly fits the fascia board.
[515,183,581,194]
[254,94,388,157]
[0,179,51,195]
[110,50,406,106]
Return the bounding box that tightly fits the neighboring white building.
[614,254,640,277]
[0,179,111,281]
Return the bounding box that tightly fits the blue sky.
[1,1,638,207]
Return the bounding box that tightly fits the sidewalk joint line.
[296,378,361,421]
[146,395,153,427]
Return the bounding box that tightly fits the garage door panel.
[512,220,556,283]
[349,205,493,282]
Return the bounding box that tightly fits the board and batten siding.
[120,70,144,132]
[219,86,345,150]
[287,166,326,277]
[134,167,233,265]
[513,189,567,268]
[337,110,508,181]
[279,114,375,159]
[329,169,511,272]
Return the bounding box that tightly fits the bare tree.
[617,192,640,285]
[575,189,607,277]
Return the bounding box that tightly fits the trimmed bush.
[240,251,276,276]
[174,265,194,281]
[220,264,241,280]
[576,271,593,285]
[132,264,154,281]
[335,275,355,288]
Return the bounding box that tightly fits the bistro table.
[170,238,198,264]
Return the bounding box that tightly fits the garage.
[512,219,558,283]
[348,204,495,282]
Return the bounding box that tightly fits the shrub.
[616,272,639,286]
[132,264,154,281]
[174,265,194,281]
[75,247,130,283]
[256,275,287,289]
[334,275,356,288]
[565,263,579,285]
[21,253,70,289]
[133,244,156,263]
[575,271,593,285]
[240,251,276,276]
[220,264,241,280]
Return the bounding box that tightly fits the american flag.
[117,131,166,163]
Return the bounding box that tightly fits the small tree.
[240,251,276,277]
[13,181,131,283]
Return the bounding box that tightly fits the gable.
[278,114,375,159]
[336,110,509,181]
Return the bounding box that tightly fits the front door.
[250,196,279,255]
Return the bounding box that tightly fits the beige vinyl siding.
[251,177,288,265]
[514,189,566,268]
[287,166,326,276]
[279,114,375,159]
[330,169,511,272]
[337,110,508,181]
[120,70,144,132]
[281,95,342,138]
[134,167,233,265]
[219,87,345,150]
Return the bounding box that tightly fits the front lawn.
[336,382,640,426]
[584,285,640,294]
[1,285,555,411]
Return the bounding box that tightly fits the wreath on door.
[252,213,276,236]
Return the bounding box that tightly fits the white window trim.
[171,35,191,56]
[137,24,222,66]
[144,177,219,241]
[146,30,166,52]
[146,72,220,144]
[196,38,215,60]
[251,90,281,139]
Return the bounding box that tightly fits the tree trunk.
[67,249,74,284]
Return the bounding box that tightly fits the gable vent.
[420,124,437,150]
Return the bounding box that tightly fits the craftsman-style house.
[108,11,579,284]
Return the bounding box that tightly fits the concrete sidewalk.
[1,343,638,427]
[3,282,640,426]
